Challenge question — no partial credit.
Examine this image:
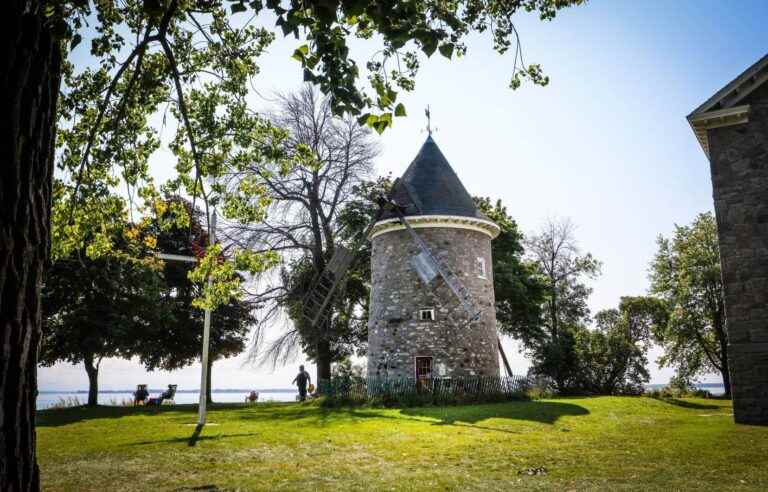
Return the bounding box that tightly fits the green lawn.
[38,397,767,491]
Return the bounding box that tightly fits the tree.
[135,198,255,404]
[474,197,546,345]
[2,3,61,488]
[649,212,730,396]
[575,297,667,395]
[524,218,601,393]
[224,87,380,382]
[41,239,164,406]
[3,1,584,487]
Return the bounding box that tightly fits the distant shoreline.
[40,383,725,394]
[38,388,295,394]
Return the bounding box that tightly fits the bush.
[319,375,531,408]
[47,396,83,409]
[645,384,712,400]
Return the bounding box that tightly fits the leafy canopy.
[649,212,728,391]
[474,197,546,344]
[49,0,584,312]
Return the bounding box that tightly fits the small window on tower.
[476,257,487,279]
[419,308,435,321]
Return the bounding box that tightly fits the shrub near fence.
[319,375,531,407]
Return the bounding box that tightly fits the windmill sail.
[300,217,378,329]
[301,195,481,330]
[389,205,481,323]
[410,250,440,285]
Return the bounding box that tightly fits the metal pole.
[198,210,216,426]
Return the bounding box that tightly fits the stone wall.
[367,226,499,379]
[708,82,768,424]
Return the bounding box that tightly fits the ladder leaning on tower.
[299,192,515,378]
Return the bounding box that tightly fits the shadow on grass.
[131,431,258,447]
[401,400,589,428]
[36,404,198,427]
[38,400,590,437]
[654,398,720,410]
[188,423,204,447]
[36,401,306,428]
[230,400,589,433]
[174,485,223,491]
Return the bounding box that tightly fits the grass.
[38,396,767,491]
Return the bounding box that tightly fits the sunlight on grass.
[38,397,767,491]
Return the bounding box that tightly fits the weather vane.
[425,105,436,136]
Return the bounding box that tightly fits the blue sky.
[40,1,768,391]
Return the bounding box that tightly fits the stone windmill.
[300,136,513,381]
[366,136,503,380]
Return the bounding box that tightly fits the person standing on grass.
[292,365,311,401]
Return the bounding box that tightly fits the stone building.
[367,136,501,380]
[687,53,768,425]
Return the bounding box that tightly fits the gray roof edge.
[688,52,768,118]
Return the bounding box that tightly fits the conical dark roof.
[382,136,486,220]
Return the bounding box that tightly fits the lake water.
[645,383,726,396]
[38,383,727,409]
[37,389,297,409]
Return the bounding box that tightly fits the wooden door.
[415,356,433,381]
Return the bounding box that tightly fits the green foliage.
[55,0,288,311]
[474,197,546,345]
[523,218,601,392]
[320,375,530,408]
[43,197,256,402]
[530,296,667,396]
[645,377,714,400]
[53,0,584,142]
[41,210,166,404]
[280,178,390,365]
[649,212,729,394]
[41,241,163,367]
[263,0,585,130]
[572,308,647,396]
[231,89,382,373]
[134,197,256,372]
[52,0,585,310]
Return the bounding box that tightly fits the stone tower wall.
[367,226,499,379]
[708,82,768,425]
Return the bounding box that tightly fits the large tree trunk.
[719,337,732,398]
[83,356,99,407]
[1,2,61,490]
[721,360,732,399]
[316,339,332,387]
[713,310,731,398]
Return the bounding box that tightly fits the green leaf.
[394,103,406,117]
[292,44,309,62]
[372,121,387,134]
[357,113,371,125]
[439,43,454,59]
[231,2,248,14]
[421,38,438,57]
[70,34,82,51]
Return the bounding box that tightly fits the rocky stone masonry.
[708,82,768,425]
[367,226,500,379]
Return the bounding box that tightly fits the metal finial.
[425,106,432,136]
